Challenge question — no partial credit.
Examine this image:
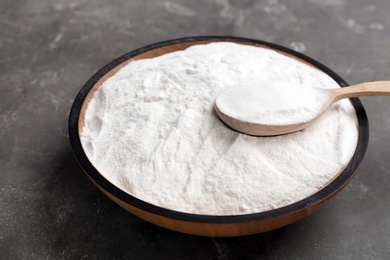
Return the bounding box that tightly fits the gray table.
[1,0,390,259]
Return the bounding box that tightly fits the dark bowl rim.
[68,36,369,224]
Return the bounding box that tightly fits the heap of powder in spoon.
[215,80,329,125]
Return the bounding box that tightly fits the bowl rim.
[68,36,369,224]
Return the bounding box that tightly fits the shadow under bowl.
[68,36,369,237]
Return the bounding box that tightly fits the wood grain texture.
[330,81,390,101]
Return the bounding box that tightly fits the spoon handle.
[331,81,390,102]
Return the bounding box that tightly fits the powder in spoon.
[81,42,358,215]
[215,81,329,125]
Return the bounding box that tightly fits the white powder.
[215,81,329,125]
[81,42,358,215]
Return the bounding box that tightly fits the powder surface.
[215,81,329,124]
[81,42,358,215]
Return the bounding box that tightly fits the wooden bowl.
[68,36,369,237]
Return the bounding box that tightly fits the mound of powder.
[215,81,329,125]
[81,42,358,215]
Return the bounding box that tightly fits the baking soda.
[215,80,329,124]
[81,42,358,215]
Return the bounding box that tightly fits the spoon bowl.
[216,81,390,136]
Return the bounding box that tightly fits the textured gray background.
[1,0,390,259]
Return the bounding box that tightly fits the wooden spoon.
[215,81,390,136]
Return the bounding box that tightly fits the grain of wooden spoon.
[215,81,390,136]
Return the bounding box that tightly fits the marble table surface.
[1,0,390,259]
